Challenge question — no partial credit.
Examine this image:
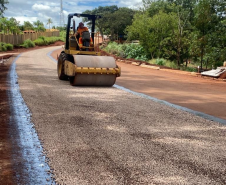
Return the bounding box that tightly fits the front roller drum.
[70,74,116,86]
[69,55,119,86]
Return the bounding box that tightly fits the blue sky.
[5,0,142,28]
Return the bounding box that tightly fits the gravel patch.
[16,46,226,185]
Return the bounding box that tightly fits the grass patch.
[33,36,64,46]
[148,58,178,69]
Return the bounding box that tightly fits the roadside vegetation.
[18,36,64,48]
[0,42,13,51]
[102,42,148,61]
[0,15,65,50]
[83,1,226,71]
[1,0,225,72]
[0,4,66,50]
[33,36,64,46]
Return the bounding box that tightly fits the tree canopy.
[47,18,53,30]
[0,0,8,17]
[24,21,34,30]
[0,17,20,34]
[33,20,45,32]
[82,5,135,40]
[126,0,226,68]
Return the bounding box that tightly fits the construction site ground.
[50,48,226,120]
[0,44,225,184]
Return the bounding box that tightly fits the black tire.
[57,52,68,80]
[69,76,75,86]
[57,52,74,81]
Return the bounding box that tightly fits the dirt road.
[10,46,226,184]
[51,49,226,120]
[116,63,226,120]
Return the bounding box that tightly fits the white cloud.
[4,0,143,27]
[13,16,37,24]
[32,4,51,11]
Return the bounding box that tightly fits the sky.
[5,0,142,28]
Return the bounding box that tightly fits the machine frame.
[57,13,121,86]
[65,13,101,56]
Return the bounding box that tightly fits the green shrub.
[124,44,148,61]
[155,58,166,66]
[103,42,148,61]
[34,38,47,46]
[181,66,197,72]
[104,42,119,54]
[0,42,13,51]
[103,42,128,56]
[39,36,45,40]
[0,45,7,51]
[21,39,35,48]
[5,43,13,51]
[135,55,148,61]
[165,61,178,69]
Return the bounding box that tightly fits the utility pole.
[60,0,65,27]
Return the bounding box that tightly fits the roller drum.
[71,55,117,86]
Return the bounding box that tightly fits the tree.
[126,12,153,57]
[56,26,66,32]
[82,5,119,37]
[0,17,8,33]
[0,0,8,17]
[147,0,173,16]
[161,4,192,66]
[47,18,53,30]
[82,5,135,40]
[126,10,177,59]
[33,20,45,32]
[23,21,34,30]
[33,20,44,27]
[101,7,135,40]
[0,17,20,34]
[167,0,197,22]
[125,0,226,68]
[9,17,20,34]
[193,0,222,69]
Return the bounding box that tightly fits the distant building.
[23,30,36,34]
[46,29,59,32]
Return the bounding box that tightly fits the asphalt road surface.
[15,46,226,185]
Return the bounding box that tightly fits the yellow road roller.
[57,13,121,86]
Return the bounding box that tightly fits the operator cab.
[66,13,101,55]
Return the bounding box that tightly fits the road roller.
[57,13,121,86]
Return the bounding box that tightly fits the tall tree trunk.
[200,45,204,70]
[206,58,208,69]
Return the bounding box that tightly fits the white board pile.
[201,67,226,78]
